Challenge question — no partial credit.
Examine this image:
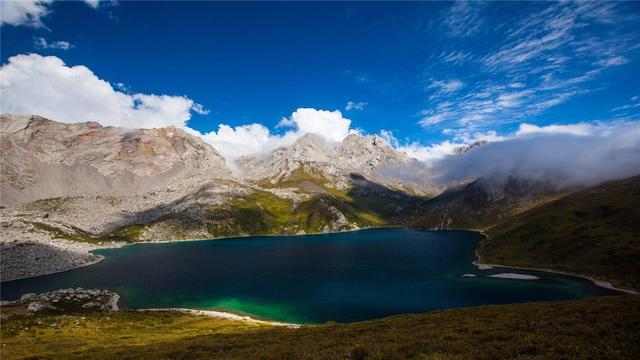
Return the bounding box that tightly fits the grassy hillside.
[2,296,639,359]
[143,174,424,241]
[20,170,427,243]
[480,176,640,291]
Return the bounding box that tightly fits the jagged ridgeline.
[0,115,432,246]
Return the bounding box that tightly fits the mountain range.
[1,114,638,291]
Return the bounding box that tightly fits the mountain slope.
[480,175,640,291]
[235,132,432,195]
[0,116,433,280]
[2,296,639,359]
[0,115,232,205]
[411,177,563,230]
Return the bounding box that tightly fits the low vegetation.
[480,176,640,291]
[2,295,638,359]
[144,170,426,239]
[27,221,144,244]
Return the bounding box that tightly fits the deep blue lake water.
[0,229,620,323]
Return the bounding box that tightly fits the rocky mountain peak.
[336,133,409,175]
[0,115,232,205]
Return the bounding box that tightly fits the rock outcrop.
[1,288,120,312]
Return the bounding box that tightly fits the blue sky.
[1,1,639,160]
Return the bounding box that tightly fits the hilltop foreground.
[2,296,639,359]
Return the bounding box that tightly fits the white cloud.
[495,90,534,109]
[382,129,501,164]
[385,121,621,165]
[428,79,464,95]
[34,37,73,50]
[0,0,53,27]
[444,1,485,38]
[202,108,355,160]
[0,54,360,163]
[438,51,472,65]
[419,114,446,127]
[515,123,594,136]
[278,108,353,143]
[420,2,638,134]
[200,123,298,160]
[433,121,640,188]
[381,121,640,190]
[191,103,210,115]
[345,101,367,111]
[0,54,200,129]
[0,0,107,27]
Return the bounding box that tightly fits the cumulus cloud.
[0,54,360,163]
[206,108,356,160]
[278,108,353,143]
[0,54,200,129]
[0,0,53,27]
[1,0,109,27]
[34,37,73,50]
[200,124,297,160]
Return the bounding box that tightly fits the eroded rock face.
[0,115,232,205]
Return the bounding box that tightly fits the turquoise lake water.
[0,229,621,323]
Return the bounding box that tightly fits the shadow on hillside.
[100,182,228,236]
[337,173,427,224]
[99,174,430,236]
[0,242,96,289]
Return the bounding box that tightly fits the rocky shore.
[0,288,120,312]
[0,217,123,282]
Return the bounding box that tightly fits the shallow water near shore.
[0,229,621,323]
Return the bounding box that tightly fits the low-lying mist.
[380,122,640,192]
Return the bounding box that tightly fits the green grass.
[2,295,638,359]
[143,169,427,239]
[18,168,426,243]
[480,176,640,291]
[27,221,143,244]
[152,188,382,238]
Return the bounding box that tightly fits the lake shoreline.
[0,226,404,284]
[3,227,632,325]
[8,226,633,298]
[137,308,301,328]
[106,225,407,247]
[471,231,638,295]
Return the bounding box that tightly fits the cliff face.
[0,115,231,204]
